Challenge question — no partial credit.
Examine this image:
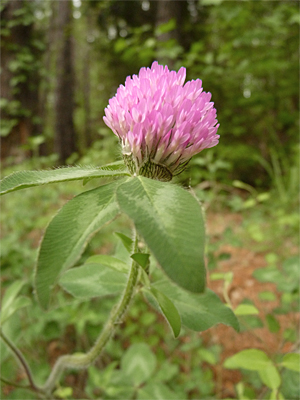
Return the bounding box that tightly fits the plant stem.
[0,329,42,393]
[42,230,140,396]
[0,376,33,392]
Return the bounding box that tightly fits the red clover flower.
[104,61,220,181]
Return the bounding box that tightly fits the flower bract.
[104,61,220,181]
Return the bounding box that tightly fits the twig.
[0,329,43,394]
[0,376,32,392]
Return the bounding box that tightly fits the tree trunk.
[54,0,77,164]
[83,35,92,148]
[1,0,41,160]
[155,0,183,68]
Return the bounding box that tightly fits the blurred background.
[1,0,298,189]
[1,1,299,399]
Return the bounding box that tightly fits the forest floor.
[2,192,298,399]
[52,209,299,399]
[202,211,299,398]
[41,210,299,399]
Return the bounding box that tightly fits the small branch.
[0,329,42,394]
[42,228,140,396]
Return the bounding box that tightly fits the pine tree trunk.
[54,0,77,164]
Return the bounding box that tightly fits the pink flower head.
[103,61,220,181]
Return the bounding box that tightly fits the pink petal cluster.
[103,61,219,181]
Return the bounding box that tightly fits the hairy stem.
[42,230,140,396]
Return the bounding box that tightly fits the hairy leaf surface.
[0,162,128,195]
[35,180,123,309]
[116,177,206,293]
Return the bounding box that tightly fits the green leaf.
[155,18,176,36]
[253,266,282,285]
[131,253,150,270]
[116,177,206,293]
[121,343,156,386]
[153,361,179,382]
[146,287,181,338]
[258,365,281,390]
[234,304,259,315]
[114,232,133,253]
[59,263,127,299]
[224,349,273,371]
[258,291,277,301]
[281,369,300,399]
[1,279,32,324]
[138,382,180,400]
[0,162,129,195]
[281,353,300,372]
[35,180,123,309]
[85,255,129,274]
[53,387,73,399]
[1,281,24,312]
[266,314,280,333]
[198,348,217,365]
[210,272,233,285]
[153,276,239,332]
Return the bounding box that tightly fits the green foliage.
[35,179,124,308]
[1,1,299,397]
[0,162,128,195]
[224,349,300,398]
[0,280,31,325]
[59,262,127,299]
[152,275,239,333]
[281,353,300,373]
[1,0,45,135]
[182,1,298,187]
[1,164,298,399]
[224,349,281,388]
[146,287,181,338]
[253,256,300,295]
[116,176,206,293]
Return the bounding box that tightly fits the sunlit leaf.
[258,365,281,390]
[234,304,259,316]
[224,349,273,371]
[281,353,300,372]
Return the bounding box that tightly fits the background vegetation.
[1,0,299,399]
